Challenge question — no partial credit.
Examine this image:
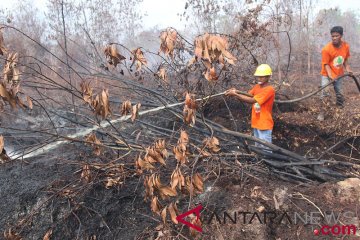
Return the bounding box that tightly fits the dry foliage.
[80,81,93,105]
[189,215,202,237]
[42,229,52,240]
[188,33,237,81]
[26,96,33,110]
[80,81,111,119]
[0,27,7,55]
[3,228,22,240]
[85,133,102,156]
[120,100,132,115]
[159,28,180,58]
[193,173,204,193]
[158,186,177,200]
[203,136,221,153]
[170,167,185,190]
[173,130,189,164]
[137,140,168,176]
[185,173,204,196]
[80,81,112,119]
[0,135,10,163]
[103,164,125,189]
[160,206,167,224]
[0,82,20,109]
[93,89,111,119]
[3,52,20,85]
[104,44,126,67]
[168,202,179,224]
[156,66,168,83]
[131,48,147,71]
[0,135,4,153]
[104,176,123,189]
[250,186,270,201]
[136,155,155,174]
[80,164,91,183]
[131,103,141,122]
[183,92,197,126]
[151,196,162,215]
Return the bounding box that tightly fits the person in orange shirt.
[225,64,275,147]
[318,26,352,121]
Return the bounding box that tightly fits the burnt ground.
[0,76,360,240]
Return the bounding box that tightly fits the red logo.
[176,205,203,233]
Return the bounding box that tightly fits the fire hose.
[274,73,360,103]
[210,73,360,103]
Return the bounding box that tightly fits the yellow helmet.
[254,64,272,76]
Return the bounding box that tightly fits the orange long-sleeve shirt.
[248,84,275,130]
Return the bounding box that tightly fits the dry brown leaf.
[156,67,168,83]
[0,136,9,163]
[170,168,185,190]
[173,130,189,164]
[183,109,195,125]
[0,28,7,55]
[154,139,168,159]
[144,176,154,200]
[0,82,16,108]
[43,229,52,240]
[150,174,163,189]
[131,48,147,71]
[250,186,270,200]
[0,100,4,112]
[159,186,177,199]
[4,228,22,240]
[222,50,237,65]
[190,216,202,237]
[179,130,189,145]
[151,196,162,215]
[104,44,125,67]
[183,105,196,126]
[159,28,179,58]
[136,156,155,171]
[85,133,102,156]
[0,149,10,163]
[0,135,4,153]
[192,33,236,78]
[168,202,179,224]
[26,96,33,110]
[178,170,185,189]
[81,164,91,183]
[80,81,93,105]
[104,177,122,189]
[161,206,167,224]
[105,177,123,189]
[173,145,187,164]
[93,89,111,119]
[131,103,141,122]
[170,169,179,190]
[204,66,218,81]
[120,100,132,115]
[185,176,194,196]
[193,173,203,193]
[187,56,197,67]
[144,151,157,164]
[195,146,212,158]
[203,137,221,153]
[101,89,110,118]
[185,92,197,109]
[3,52,19,84]
[146,147,166,165]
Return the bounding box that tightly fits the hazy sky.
[0,0,359,29]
